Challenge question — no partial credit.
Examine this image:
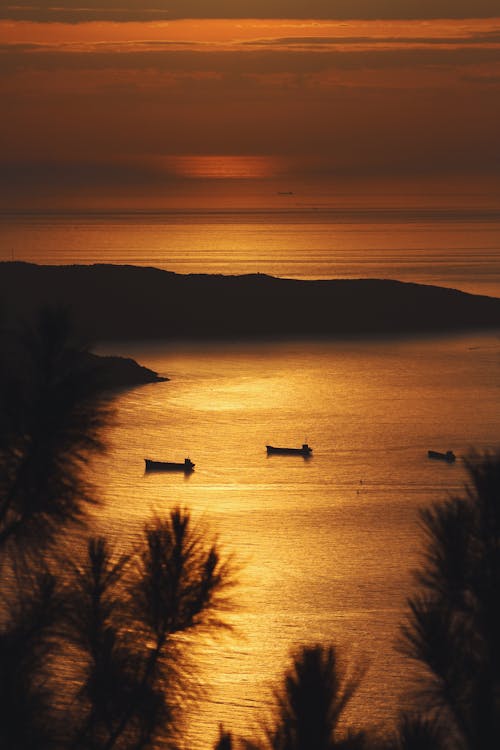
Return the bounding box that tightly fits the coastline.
[2,261,500,342]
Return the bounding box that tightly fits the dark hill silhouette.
[2,262,500,341]
[0,321,166,392]
[81,350,167,389]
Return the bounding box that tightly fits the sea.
[2,208,500,747]
[2,207,500,297]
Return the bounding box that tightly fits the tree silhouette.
[58,512,233,750]
[399,453,500,749]
[0,309,235,750]
[383,712,446,750]
[214,725,234,750]
[0,306,110,556]
[0,568,63,750]
[244,645,366,750]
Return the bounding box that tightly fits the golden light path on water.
[84,332,500,748]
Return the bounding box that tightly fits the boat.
[266,443,312,456]
[428,450,456,463]
[145,458,195,473]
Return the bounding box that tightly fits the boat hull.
[145,459,195,473]
[266,445,312,456]
[428,450,455,463]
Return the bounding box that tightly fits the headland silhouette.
[2,262,500,342]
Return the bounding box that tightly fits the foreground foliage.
[0,307,110,553]
[400,453,500,749]
[0,310,233,750]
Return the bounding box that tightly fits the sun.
[164,155,283,179]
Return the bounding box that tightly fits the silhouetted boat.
[145,458,195,472]
[428,450,456,463]
[266,443,312,456]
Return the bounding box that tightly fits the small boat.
[428,450,456,463]
[266,443,312,456]
[145,458,195,473]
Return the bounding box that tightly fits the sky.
[1,1,500,209]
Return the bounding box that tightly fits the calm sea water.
[91,334,500,748]
[2,209,500,296]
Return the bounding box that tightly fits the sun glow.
[164,155,283,179]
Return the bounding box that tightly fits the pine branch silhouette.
[399,452,500,749]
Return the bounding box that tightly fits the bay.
[91,332,500,748]
[3,206,500,746]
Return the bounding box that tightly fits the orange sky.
[1,11,500,209]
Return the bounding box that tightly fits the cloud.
[2,17,500,76]
[245,31,500,48]
[2,39,500,77]
[1,12,499,209]
[0,158,176,188]
[2,1,500,23]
